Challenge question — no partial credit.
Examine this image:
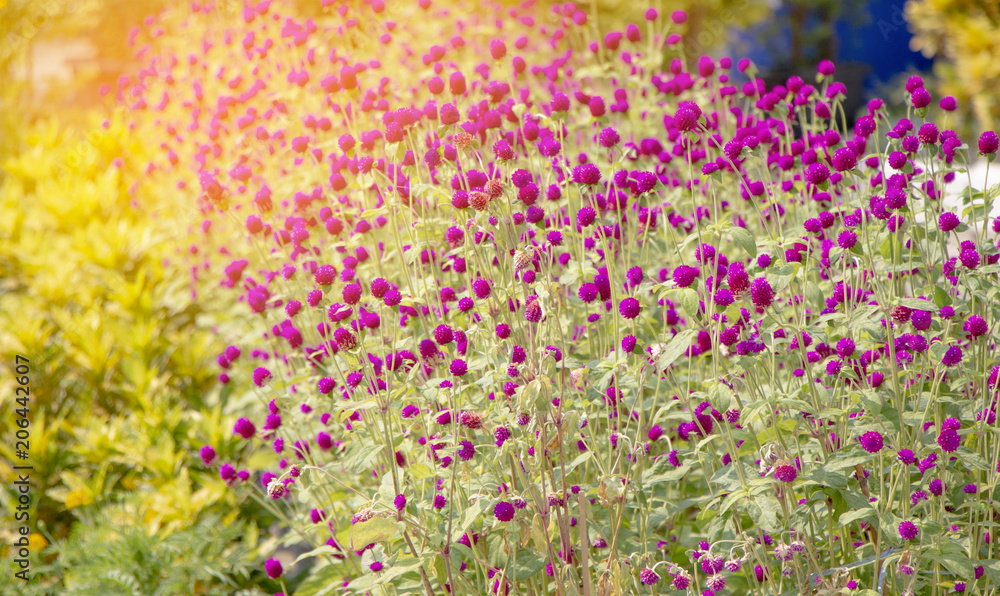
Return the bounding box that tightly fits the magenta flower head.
[942,345,963,366]
[393,494,407,512]
[939,212,960,231]
[572,164,602,185]
[234,417,256,439]
[489,39,506,60]
[599,127,620,148]
[639,568,660,585]
[964,315,988,338]
[831,147,857,172]
[619,297,641,319]
[940,96,957,111]
[859,431,883,453]
[200,445,217,466]
[749,278,774,309]
[773,461,797,483]
[265,558,283,579]
[494,501,515,522]
[673,265,699,288]
[805,163,830,185]
[370,561,384,573]
[673,105,699,132]
[315,265,336,286]
[550,92,570,112]
[937,428,960,452]
[979,131,999,154]
[910,87,931,108]
[838,230,857,249]
[450,359,468,376]
[671,9,687,24]
[817,59,835,76]
[960,248,980,269]
[898,521,919,541]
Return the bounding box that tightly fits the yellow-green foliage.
[0,112,244,550]
[907,0,1000,132]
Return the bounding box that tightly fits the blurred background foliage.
[907,0,1000,133]
[0,108,276,593]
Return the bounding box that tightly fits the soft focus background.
[1,0,998,593]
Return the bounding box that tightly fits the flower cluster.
[119,0,1000,593]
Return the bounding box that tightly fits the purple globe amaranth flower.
[897,449,916,465]
[619,297,641,319]
[265,558,283,579]
[494,426,511,446]
[370,561,384,573]
[494,501,515,522]
[939,212,961,231]
[749,278,774,309]
[599,127,620,148]
[457,440,475,461]
[805,162,830,185]
[639,568,659,585]
[572,164,602,185]
[200,445,216,466]
[836,337,855,358]
[449,359,468,376]
[959,248,980,269]
[433,494,447,509]
[773,462,797,483]
[859,431,884,453]
[234,417,256,439]
[394,494,407,511]
[838,230,857,249]
[898,521,919,541]
[578,283,598,302]
[910,87,931,108]
[831,147,857,172]
[727,261,750,293]
[964,315,987,338]
[673,265,699,288]
[942,345,963,366]
[979,131,999,154]
[937,429,960,452]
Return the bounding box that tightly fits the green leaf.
[766,264,796,294]
[677,288,699,319]
[409,463,435,481]
[513,549,547,580]
[750,495,781,533]
[295,563,345,596]
[803,468,848,489]
[291,545,339,566]
[342,443,383,473]
[898,298,936,311]
[839,506,876,527]
[729,226,757,259]
[337,517,399,550]
[658,328,697,370]
[939,552,974,578]
[643,463,690,486]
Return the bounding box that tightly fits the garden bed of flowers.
[110,0,1000,594]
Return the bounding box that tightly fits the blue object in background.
[835,0,933,89]
[730,0,934,92]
